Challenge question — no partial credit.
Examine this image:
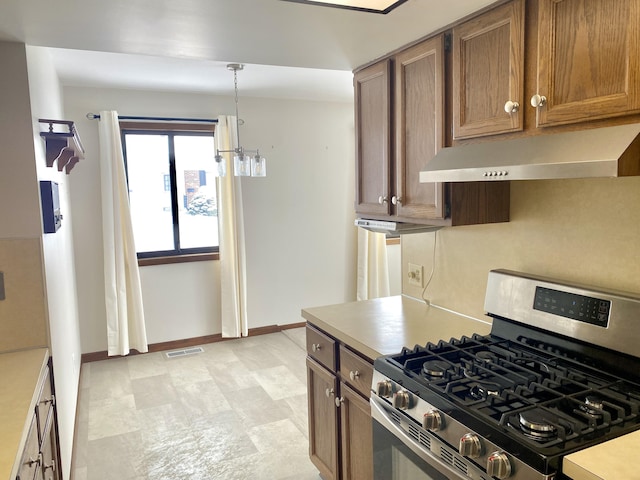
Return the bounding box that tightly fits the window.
[121,122,218,261]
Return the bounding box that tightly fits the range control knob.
[376,380,393,398]
[459,433,482,458]
[422,410,444,431]
[487,451,512,479]
[392,390,412,410]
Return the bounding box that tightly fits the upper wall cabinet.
[394,35,446,220]
[354,60,392,218]
[452,0,525,139]
[355,36,446,223]
[354,34,510,226]
[534,0,640,127]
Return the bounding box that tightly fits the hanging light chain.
[214,63,266,177]
[233,65,242,152]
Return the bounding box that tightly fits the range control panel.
[534,286,610,327]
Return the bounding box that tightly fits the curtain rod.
[86,113,218,123]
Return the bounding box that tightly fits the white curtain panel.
[216,115,249,338]
[98,111,148,355]
[356,228,390,301]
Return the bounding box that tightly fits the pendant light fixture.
[214,64,266,177]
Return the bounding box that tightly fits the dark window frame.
[120,122,219,264]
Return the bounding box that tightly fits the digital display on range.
[533,286,610,327]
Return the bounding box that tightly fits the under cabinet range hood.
[354,218,442,235]
[419,123,640,183]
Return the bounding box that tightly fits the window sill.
[138,252,219,267]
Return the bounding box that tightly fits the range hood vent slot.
[419,123,640,183]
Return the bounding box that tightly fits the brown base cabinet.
[16,357,61,480]
[306,324,373,480]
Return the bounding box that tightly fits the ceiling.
[0,0,497,101]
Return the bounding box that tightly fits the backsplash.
[0,237,47,352]
[402,176,640,321]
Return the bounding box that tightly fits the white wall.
[63,87,357,353]
[0,42,80,480]
[26,45,82,480]
[387,241,401,296]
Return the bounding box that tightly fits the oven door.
[371,395,471,480]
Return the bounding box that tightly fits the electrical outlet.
[408,263,424,287]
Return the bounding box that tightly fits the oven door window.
[373,418,463,480]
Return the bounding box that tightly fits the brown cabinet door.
[395,35,446,220]
[339,383,373,480]
[17,415,40,480]
[354,60,392,217]
[41,413,60,480]
[452,0,525,139]
[535,0,640,127]
[307,357,339,480]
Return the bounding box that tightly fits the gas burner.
[422,360,451,378]
[580,395,604,417]
[476,350,498,363]
[517,409,561,441]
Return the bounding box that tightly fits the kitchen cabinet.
[2,351,61,480]
[354,60,392,218]
[16,358,60,480]
[452,0,525,139]
[453,0,640,135]
[354,35,510,226]
[306,324,374,480]
[355,37,445,222]
[394,36,446,220]
[534,0,640,127]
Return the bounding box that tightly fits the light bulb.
[251,154,266,177]
[234,153,251,176]
[214,154,226,177]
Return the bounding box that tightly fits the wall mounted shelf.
[38,119,85,174]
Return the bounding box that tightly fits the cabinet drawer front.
[339,345,373,398]
[306,325,337,371]
[36,366,53,444]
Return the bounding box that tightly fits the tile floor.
[71,328,322,480]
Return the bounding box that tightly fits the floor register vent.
[165,347,204,358]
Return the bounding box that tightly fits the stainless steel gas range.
[371,269,640,480]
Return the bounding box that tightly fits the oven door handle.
[370,395,469,480]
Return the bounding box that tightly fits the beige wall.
[0,238,48,350]
[402,176,640,320]
[0,42,41,239]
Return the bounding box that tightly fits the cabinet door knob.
[530,94,547,108]
[391,196,402,205]
[325,387,335,398]
[311,343,321,352]
[349,370,360,381]
[335,396,344,408]
[504,100,519,113]
[378,195,388,205]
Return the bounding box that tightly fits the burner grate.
[384,331,640,454]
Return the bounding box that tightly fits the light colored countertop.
[0,348,49,480]
[301,294,492,361]
[563,431,640,480]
